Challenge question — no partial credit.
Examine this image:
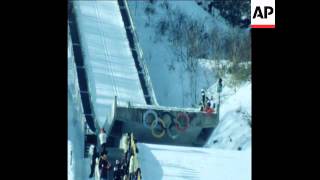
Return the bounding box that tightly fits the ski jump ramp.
[71,0,219,147]
[71,0,147,127]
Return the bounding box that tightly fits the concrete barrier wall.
[109,103,219,146]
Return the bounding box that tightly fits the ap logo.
[251,0,275,28]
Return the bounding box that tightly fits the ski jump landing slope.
[137,143,251,180]
[73,0,146,126]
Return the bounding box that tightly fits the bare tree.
[223,27,251,89]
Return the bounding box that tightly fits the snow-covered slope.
[137,143,251,180]
[206,82,252,150]
[73,0,146,126]
[127,0,251,150]
[128,0,229,108]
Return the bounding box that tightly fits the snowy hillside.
[128,0,251,150]
[128,0,230,108]
[206,82,251,150]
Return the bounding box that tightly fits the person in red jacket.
[205,105,214,114]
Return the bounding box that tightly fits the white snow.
[206,82,252,150]
[137,143,251,180]
[68,93,91,180]
[128,0,230,108]
[68,33,91,180]
[73,0,146,126]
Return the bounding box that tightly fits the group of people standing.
[89,128,110,180]
[89,130,142,180]
[200,89,216,113]
[112,158,131,180]
[122,133,141,180]
[199,78,222,113]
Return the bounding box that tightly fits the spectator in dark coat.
[201,89,206,106]
[99,154,111,180]
[206,97,211,108]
